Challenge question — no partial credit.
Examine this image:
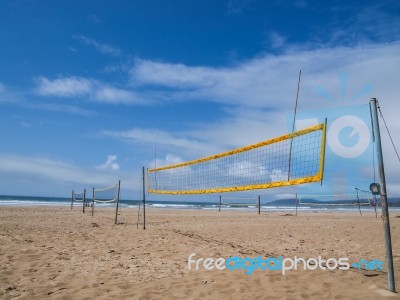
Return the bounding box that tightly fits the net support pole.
[370,98,396,292]
[91,187,95,217]
[71,190,74,210]
[355,188,362,217]
[83,189,86,214]
[295,193,298,216]
[219,195,221,212]
[142,167,146,230]
[114,180,121,225]
[258,195,261,215]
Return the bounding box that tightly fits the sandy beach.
[0,206,399,299]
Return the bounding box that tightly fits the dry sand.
[0,206,399,299]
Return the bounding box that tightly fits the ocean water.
[1,195,398,213]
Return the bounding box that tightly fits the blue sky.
[1,0,400,200]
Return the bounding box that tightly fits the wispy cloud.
[0,82,22,103]
[74,35,122,57]
[31,103,95,116]
[122,42,400,197]
[95,155,120,171]
[266,31,286,49]
[101,105,293,164]
[35,76,147,105]
[320,4,400,47]
[130,43,400,111]
[94,86,145,104]
[35,41,400,111]
[226,0,253,15]
[35,76,93,97]
[102,127,222,158]
[0,153,144,196]
[28,41,400,197]
[130,59,219,88]
[150,154,185,169]
[0,154,118,186]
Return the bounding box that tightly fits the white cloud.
[35,76,146,105]
[326,4,400,46]
[75,35,122,57]
[94,86,145,104]
[103,128,222,158]
[31,103,94,116]
[95,155,120,171]
[0,82,94,115]
[150,154,185,169]
[35,76,93,97]
[186,107,287,149]
[267,31,286,49]
[269,169,287,182]
[122,42,400,196]
[228,161,268,179]
[0,153,144,198]
[0,154,117,186]
[131,59,218,88]
[25,40,400,197]
[129,43,400,112]
[35,42,400,112]
[0,82,21,103]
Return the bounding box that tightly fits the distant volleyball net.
[93,184,120,204]
[296,192,373,216]
[220,196,259,207]
[71,189,86,212]
[148,123,326,194]
[298,193,371,206]
[218,195,262,214]
[91,180,121,224]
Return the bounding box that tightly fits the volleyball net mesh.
[72,191,85,202]
[220,196,258,206]
[93,184,119,203]
[147,123,326,195]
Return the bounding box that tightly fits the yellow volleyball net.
[147,123,326,195]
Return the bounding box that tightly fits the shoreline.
[2,200,400,214]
